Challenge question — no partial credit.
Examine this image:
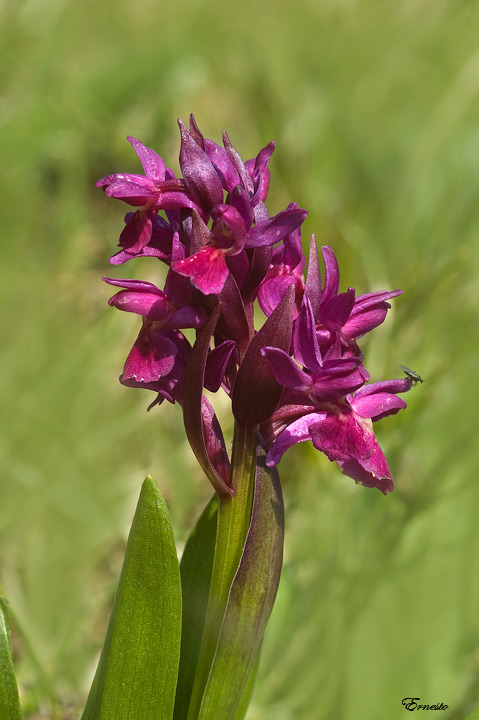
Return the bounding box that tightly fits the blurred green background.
[1,0,478,717]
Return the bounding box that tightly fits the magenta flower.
[172,202,307,296]
[109,212,174,266]
[120,326,190,406]
[261,265,410,493]
[264,377,411,494]
[96,136,200,212]
[256,214,306,318]
[104,231,205,326]
[177,120,225,213]
[102,271,203,406]
[104,276,205,328]
[97,136,202,261]
[91,115,423,720]
[98,116,414,495]
[262,298,366,404]
[305,243,403,350]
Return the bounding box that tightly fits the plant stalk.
[186,421,257,719]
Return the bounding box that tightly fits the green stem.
[186,422,257,720]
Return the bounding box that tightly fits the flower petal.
[261,347,312,392]
[246,206,307,248]
[163,306,206,330]
[321,288,356,333]
[211,205,247,251]
[248,141,275,178]
[222,130,254,195]
[122,326,178,383]
[104,179,158,205]
[103,277,163,294]
[293,297,322,372]
[311,361,365,402]
[276,224,305,271]
[337,455,393,494]
[178,119,224,212]
[173,246,230,296]
[265,412,326,466]
[309,411,369,462]
[204,138,240,192]
[342,306,390,340]
[321,246,340,306]
[96,172,154,189]
[353,377,412,398]
[258,272,304,318]
[308,412,394,494]
[127,136,166,182]
[108,290,170,321]
[351,289,403,313]
[250,167,271,204]
[352,392,407,420]
[305,234,321,318]
[118,210,153,254]
[109,246,169,265]
[229,185,254,229]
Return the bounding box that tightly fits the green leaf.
[464,707,479,720]
[230,647,261,720]
[173,495,218,720]
[198,445,284,720]
[0,597,22,720]
[81,476,182,720]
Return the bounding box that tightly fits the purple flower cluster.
[98,115,412,495]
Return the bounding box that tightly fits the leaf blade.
[230,647,261,720]
[464,707,479,720]
[198,445,284,720]
[81,476,181,720]
[0,598,22,720]
[173,495,218,720]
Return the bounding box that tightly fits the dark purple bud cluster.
[98,115,411,495]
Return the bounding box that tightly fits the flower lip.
[173,246,230,296]
[103,276,205,327]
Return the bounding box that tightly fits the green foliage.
[198,450,283,719]
[231,650,261,720]
[0,598,22,719]
[81,477,181,720]
[1,0,478,718]
[464,707,479,720]
[174,496,218,720]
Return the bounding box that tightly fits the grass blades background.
[1,0,478,717]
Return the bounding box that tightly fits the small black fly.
[399,365,424,385]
